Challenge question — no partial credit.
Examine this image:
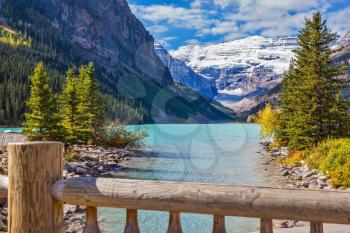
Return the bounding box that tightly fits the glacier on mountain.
[164,36,297,113]
[155,44,217,98]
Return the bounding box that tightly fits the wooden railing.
[4,142,350,233]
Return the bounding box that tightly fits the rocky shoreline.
[261,141,337,190]
[62,145,146,233]
[0,132,146,233]
[260,141,350,231]
[0,133,349,232]
[63,145,144,179]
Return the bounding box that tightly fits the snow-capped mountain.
[168,36,297,113]
[155,44,217,98]
[336,30,350,49]
[333,30,350,103]
[333,30,350,76]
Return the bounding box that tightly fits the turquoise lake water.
[97,124,284,233]
[0,124,283,232]
[0,128,22,132]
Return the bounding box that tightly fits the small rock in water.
[100,173,113,178]
[301,181,309,188]
[97,166,105,172]
[275,220,291,228]
[317,182,328,189]
[308,180,318,189]
[281,170,291,176]
[66,162,81,172]
[302,171,315,179]
[317,175,327,182]
[75,167,88,175]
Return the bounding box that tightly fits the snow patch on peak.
[169,36,297,113]
[336,30,350,49]
[155,44,217,98]
[171,36,296,75]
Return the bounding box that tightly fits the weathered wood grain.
[0,175,8,198]
[8,141,64,233]
[166,212,183,233]
[52,177,350,224]
[124,209,140,233]
[83,206,101,233]
[260,218,273,233]
[310,222,323,233]
[212,215,226,233]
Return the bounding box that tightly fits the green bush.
[306,138,350,188]
[97,122,148,148]
[64,151,81,162]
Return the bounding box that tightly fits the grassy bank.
[306,138,350,188]
[276,138,350,188]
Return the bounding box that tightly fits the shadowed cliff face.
[34,0,173,86]
[0,0,235,123]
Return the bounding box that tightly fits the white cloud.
[213,0,233,8]
[185,39,200,45]
[156,36,178,48]
[190,0,234,9]
[148,25,169,33]
[327,7,350,35]
[200,20,238,35]
[190,0,206,8]
[130,0,350,48]
[162,36,178,41]
[130,4,216,30]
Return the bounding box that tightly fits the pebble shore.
[0,132,145,233]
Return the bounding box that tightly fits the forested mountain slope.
[0,0,233,125]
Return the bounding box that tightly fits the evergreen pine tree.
[277,12,350,150]
[77,63,104,143]
[59,69,82,144]
[23,62,58,140]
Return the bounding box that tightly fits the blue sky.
[128,0,350,50]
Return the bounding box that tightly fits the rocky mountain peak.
[168,36,297,113]
[333,30,350,55]
[155,44,217,98]
[32,0,173,86]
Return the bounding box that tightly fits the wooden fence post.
[8,141,64,233]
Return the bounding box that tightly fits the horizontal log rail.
[52,177,350,224]
[5,142,350,233]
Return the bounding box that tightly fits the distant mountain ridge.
[155,44,217,98]
[158,32,350,117]
[333,30,350,76]
[162,36,297,113]
[333,30,350,103]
